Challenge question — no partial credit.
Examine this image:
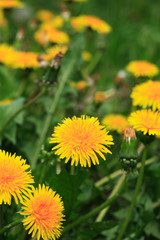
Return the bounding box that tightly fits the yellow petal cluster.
[71,15,111,34]
[21,184,65,240]
[126,60,159,77]
[50,116,114,167]
[128,109,160,135]
[0,150,34,205]
[102,114,129,134]
[131,80,160,111]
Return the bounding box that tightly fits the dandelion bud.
[120,126,138,172]
[51,51,63,69]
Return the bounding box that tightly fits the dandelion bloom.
[44,45,68,61]
[40,16,64,30]
[76,81,87,91]
[7,51,40,69]
[128,109,160,135]
[102,114,129,134]
[71,15,111,34]
[131,80,160,111]
[82,51,91,61]
[21,184,65,240]
[0,99,14,105]
[36,10,54,22]
[0,150,34,205]
[126,60,159,77]
[0,44,16,65]
[0,0,24,8]
[35,28,69,46]
[50,116,114,167]
[94,91,106,104]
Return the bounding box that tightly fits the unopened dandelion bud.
[51,51,64,69]
[120,126,138,172]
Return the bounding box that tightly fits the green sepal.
[136,131,155,145]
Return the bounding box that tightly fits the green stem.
[0,218,22,235]
[39,162,48,184]
[63,174,126,234]
[0,89,45,136]
[116,148,147,240]
[0,205,5,240]
[31,58,75,169]
[70,165,75,175]
[95,156,157,188]
[95,174,126,222]
[84,51,102,75]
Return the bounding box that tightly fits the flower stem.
[63,173,126,234]
[0,218,23,236]
[95,156,156,188]
[115,147,147,240]
[31,58,75,169]
[95,174,126,222]
[70,165,75,175]
[0,205,5,240]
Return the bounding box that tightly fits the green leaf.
[4,123,17,144]
[49,169,90,220]
[144,221,160,239]
[0,66,16,99]
[76,221,116,240]
[0,97,25,128]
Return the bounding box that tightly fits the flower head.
[50,116,114,167]
[0,99,14,105]
[102,114,129,134]
[0,150,34,205]
[94,91,106,104]
[82,51,92,61]
[126,60,159,77]
[21,184,65,240]
[7,51,40,69]
[71,15,111,34]
[36,10,54,22]
[131,80,160,111]
[0,0,24,8]
[34,28,69,46]
[0,44,16,65]
[76,81,87,91]
[44,45,68,61]
[128,109,160,135]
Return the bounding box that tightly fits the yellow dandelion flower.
[36,10,54,22]
[82,51,92,61]
[21,184,65,240]
[34,28,69,46]
[40,16,64,30]
[71,15,111,34]
[50,116,114,167]
[0,99,14,105]
[94,91,106,104]
[0,150,34,205]
[0,0,24,8]
[128,109,160,135]
[0,44,16,65]
[126,60,159,77]
[76,81,87,91]
[102,114,129,134]
[7,51,40,69]
[131,80,160,111]
[44,45,68,61]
